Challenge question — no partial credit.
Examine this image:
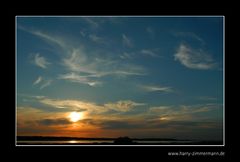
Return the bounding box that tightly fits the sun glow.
[159,116,171,121]
[68,112,83,122]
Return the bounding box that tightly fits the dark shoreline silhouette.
[17,136,223,145]
[17,136,179,141]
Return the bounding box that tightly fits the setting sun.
[68,112,83,122]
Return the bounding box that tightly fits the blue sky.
[16,16,224,140]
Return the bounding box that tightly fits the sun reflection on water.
[68,140,77,144]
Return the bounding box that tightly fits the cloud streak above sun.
[17,100,222,139]
[38,97,145,114]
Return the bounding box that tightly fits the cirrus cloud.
[33,76,42,85]
[32,76,52,90]
[104,100,146,112]
[58,72,102,87]
[174,43,217,70]
[20,26,147,87]
[148,104,220,122]
[33,53,51,69]
[141,49,160,58]
[88,34,106,45]
[38,98,145,114]
[122,34,133,48]
[139,85,173,93]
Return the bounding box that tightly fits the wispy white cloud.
[40,79,52,89]
[33,76,42,85]
[18,26,67,49]
[149,106,173,113]
[149,105,210,115]
[62,49,110,76]
[82,17,121,29]
[120,49,160,59]
[114,70,146,76]
[62,48,96,74]
[122,34,133,48]
[120,52,133,59]
[58,72,102,87]
[104,100,145,112]
[22,27,146,86]
[148,104,217,121]
[81,30,107,45]
[82,17,99,28]
[140,49,160,58]
[111,61,146,76]
[139,85,173,92]
[119,48,161,59]
[62,48,146,78]
[36,96,219,125]
[80,30,87,37]
[33,31,66,48]
[32,76,52,89]
[88,34,106,44]
[174,32,205,45]
[33,96,46,99]
[33,53,51,69]
[174,43,217,70]
[38,97,144,114]
[39,98,102,112]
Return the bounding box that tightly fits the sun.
[68,112,83,122]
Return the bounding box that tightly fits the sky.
[16,16,224,140]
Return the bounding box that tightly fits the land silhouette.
[17,136,222,145]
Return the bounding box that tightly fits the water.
[133,140,193,144]
[17,140,114,144]
[17,140,194,145]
